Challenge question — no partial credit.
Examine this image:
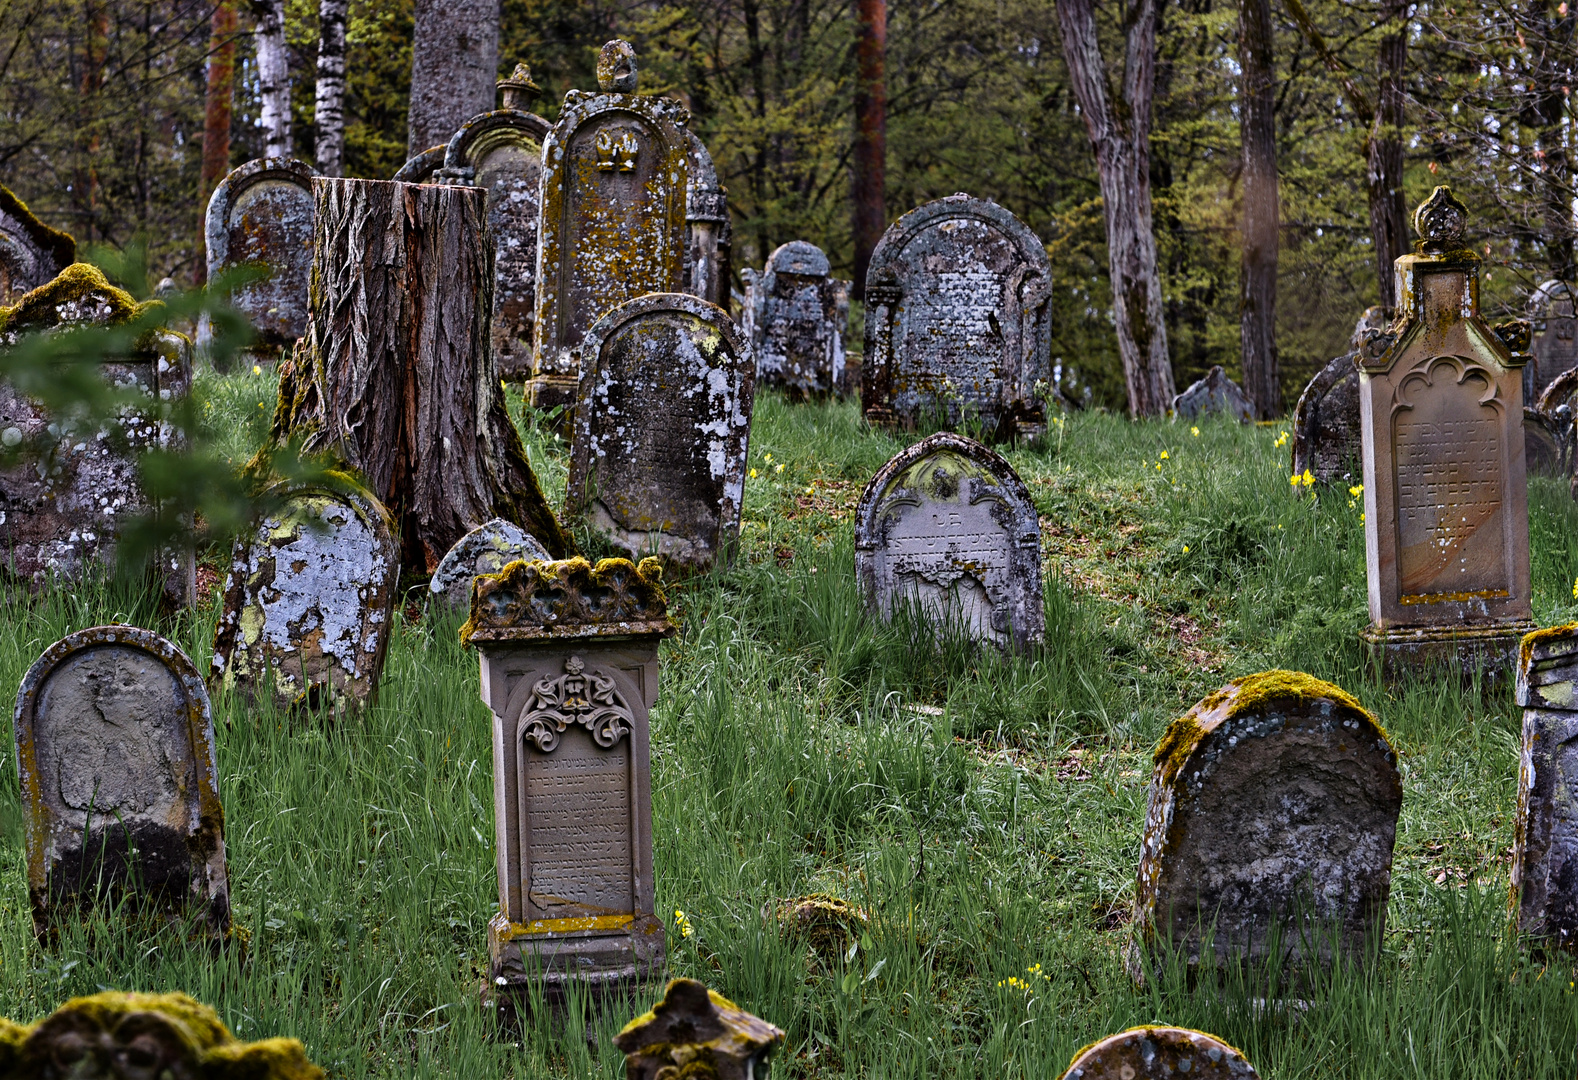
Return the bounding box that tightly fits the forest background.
[0,0,1570,411]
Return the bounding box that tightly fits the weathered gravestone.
[1132,671,1401,978]
[568,293,753,570]
[14,625,229,937]
[392,145,446,184]
[1058,1027,1260,1080]
[428,517,550,614]
[1358,187,1535,677]
[1525,407,1571,479]
[211,484,398,711]
[1172,365,1253,423]
[616,979,785,1080]
[862,193,1051,440]
[1513,623,1578,950]
[530,40,691,414]
[0,184,75,304]
[464,557,673,1006]
[854,432,1044,650]
[743,240,851,398]
[684,133,731,309]
[1291,306,1390,485]
[1528,279,1578,403]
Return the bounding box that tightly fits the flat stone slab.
[1059,1027,1259,1079]
[429,517,550,612]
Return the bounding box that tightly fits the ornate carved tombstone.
[530,41,691,413]
[743,241,851,398]
[1514,624,1578,950]
[1057,1027,1260,1080]
[568,294,753,570]
[1172,365,1252,423]
[617,979,785,1080]
[14,626,229,937]
[861,193,1051,440]
[1358,188,1535,676]
[1528,279,1578,403]
[1292,306,1390,485]
[0,185,75,304]
[684,133,731,309]
[464,557,674,1005]
[429,517,550,613]
[211,484,398,711]
[1132,671,1401,978]
[854,432,1044,650]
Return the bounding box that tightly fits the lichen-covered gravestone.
[684,133,731,308]
[530,40,691,414]
[0,184,75,304]
[1528,279,1578,404]
[1132,671,1401,977]
[14,626,229,937]
[211,484,398,711]
[567,293,753,570]
[743,240,851,398]
[464,557,673,1006]
[428,517,550,613]
[854,432,1044,650]
[1057,1027,1260,1080]
[616,979,785,1080]
[1513,623,1578,949]
[1358,187,1535,677]
[1172,365,1253,423]
[862,193,1051,440]
[1291,306,1390,485]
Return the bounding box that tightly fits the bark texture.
[1056,0,1176,416]
[1366,0,1409,313]
[852,0,886,299]
[1528,0,1576,281]
[251,0,291,159]
[407,0,501,157]
[1238,0,1280,418]
[313,0,349,177]
[200,0,238,218]
[269,178,571,572]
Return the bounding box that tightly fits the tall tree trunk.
[1530,0,1576,281]
[1056,0,1175,416]
[852,0,886,298]
[200,0,239,284]
[1238,0,1280,418]
[1366,0,1409,313]
[268,178,570,571]
[75,1,108,243]
[251,0,292,159]
[407,0,500,157]
[313,0,349,177]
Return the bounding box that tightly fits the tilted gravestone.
[1132,671,1401,978]
[530,40,691,414]
[464,557,674,1006]
[854,432,1044,650]
[1291,306,1390,485]
[862,193,1051,440]
[1358,187,1535,677]
[617,979,785,1080]
[1514,623,1578,950]
[1171,365,1253,423]
[14,625,229,937]
[743,240,851,398]
[211,484,398,711]
[0,184,75,304]
[684,133,731,309]
[1058,1027,1260,1080]
[1528,279,1578,404]
[568,293,753,571]
[428,517,550,613]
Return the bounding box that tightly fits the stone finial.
[461,556,673,642]
[497,62,542,111]
[615,979,785,1080]
[1413,185,1469,253]
[597,39,638,93]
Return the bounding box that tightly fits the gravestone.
[684,133,731,309]
[1526,407,1570,478]
[530,40,691,414]
[14,625,229,937]
[1358,187,1535,677]
[0,184,75,304]
[861,193,1051,440]
[428,517,550,613]
[1058,1027,1259,1080]
[392,145,446,184]
[1291,306,1390,485]
[854,432,1044,650]
[1514,623,1578,950]
[567,293,753,570]
[1529,279,1578,404]
[1132,671,1401,977]
[464,556,674,1006]
[211,484,398,711]
[1172,365,1253,423]
[743,240,851,398]
[616,979,785,1080]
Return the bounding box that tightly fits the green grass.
[3,388,1578,1077]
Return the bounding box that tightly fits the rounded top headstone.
[598,40,639,93]
[1059,1027,1259,1079]
[1413,185,1469,253]
[429,518,551,612]
[767,240,830,277]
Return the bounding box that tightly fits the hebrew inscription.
[523,726,634,919]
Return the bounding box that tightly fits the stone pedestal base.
[1360,621,1535,683]
[485,910,665,1013]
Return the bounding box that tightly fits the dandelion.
[1159,450,1169,460]
[674,909,694,939]
[1182,545,1190,554]
[252,365,262,375]
[1289,474,1301,487]
[1190,427,1200,437]
[804,486,814,496]
[1156,463,1162,471]
[749,468,758,479]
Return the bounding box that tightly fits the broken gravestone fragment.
[0,184,75,304]
[1514,623,1578,950]
[1132,671,1401,980]
[428,517,550,614]
[211,483,398,712]
[743,240,851,398]
[1172,365,1253,423]
[616,978,785,1080]
[855,432,1044,651]
[1057,1027,1260,1080]
[1291,306,1392,486]
[14,626,229,938]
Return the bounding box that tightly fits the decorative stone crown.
[497,62,542,111]
[597,39,638,93]
[1413,185,1468,254]
[462,556,673,642]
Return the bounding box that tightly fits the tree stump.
[268,177,570,571]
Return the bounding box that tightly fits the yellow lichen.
[1521,623,1578,669]
[0,262,147,333]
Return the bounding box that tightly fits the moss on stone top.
[0,184,76,269]
[0,262,150,335]
[1521,622,1578,668]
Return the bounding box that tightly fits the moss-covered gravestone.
[0,184,74,304]
[1132,671,1401,978]
[1057,1027,1259,1080]
[616,979,784,1080]
[743,241,850,398]
[1513,623,1578,949]
[428,517,549,614]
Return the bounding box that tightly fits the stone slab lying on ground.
[428,517,550,613]
[1058,1027,1259,1080]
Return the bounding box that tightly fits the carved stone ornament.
[598,39,639,93]
[497,61,543,111]
[1058,1027,1260,1080]
[1414,185,1469,253]
[463,555,674,643]
[519,654,635,751]
[596,127,640,171]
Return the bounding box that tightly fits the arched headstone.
[0,184,75,304]
[684,133,731,309]
[1172,366,1252,423]
[429,517,550,613]
[1529,279,1578,403]
[743,240,850,398]
[1291,306,1389,485]
[391,145,447,184]
[1058,1027,1259,1080]
[854,432,1044,650]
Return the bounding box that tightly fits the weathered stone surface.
[854,432,1044,650]
[1526,407,1570,478]
[1514,623,1578,949]
[616,979,785,1080]
[1058,1027,1259,1080]
[428,517,550,613]
[14,626,229,937]
[1359,188,1534,678]
[1133,671,1401,976]
[743,240,851,398]
[862,193,1051,440]
[0,184,75,304]
[567,293,753,570]
[1172,365,1253,423]
[391,145,446,184]
[1529,279,1578,404]
[1291,306,1390,485]
[684,133,731,309]
[530,41,691,414]
[211,483,398,711]
[463,557,673,1003]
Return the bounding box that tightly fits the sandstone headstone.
[854,432,1044,650]
[743,240,851,398]
[1529,279,1578,403]
[0,184,75,304]
[428,517,550,613]
[211,484,398,711]
[14,625,229,936]
[1172,365,1253,423]
[1133,671,1401,976]
[530,40,691,413]
[1513,623,1578,949]
[861,193,1051,440]
[1358,187,1534,677]
[1291,306,1390,485]
[567,293,753,570]
[616,979,785,1080]
[684,133,731,309]
[464,557,674,1005]
[1058,1027,1259,1080]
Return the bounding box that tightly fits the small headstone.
[0,184,75,304]
[1291,306,1390,485]
[567,293,754,570]
[616,979,785,1080]
[211,484,398,711]
[684,133,732,308]
[743,240,851,398]
[1058,1027,1259,1080]
[1514,623,1578,949]
[14,626,229,937]
[854,432,1044,650]
[1132,671,1401,977]
[862,193,1052,440]
[1172,365,1253,423]
[428,517,550,612]
[464,556,674,1005]
[1528,279,1578,403]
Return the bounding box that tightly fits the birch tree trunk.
[313,0,349,177]
[407,0,500,157]
[251,0,291,159]
[1531,2,1576,281]
[1367,0,1409,313]
[1238,0,1280,418]
[852,0,887,298]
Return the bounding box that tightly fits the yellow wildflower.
[1301,469,1315,488]
[1190,426,1200,437]
[252,364,262,375]
[749,468,758,479]
[774,463,784,473]
[1159,450,1169,460]
[1349,484,1364,498]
